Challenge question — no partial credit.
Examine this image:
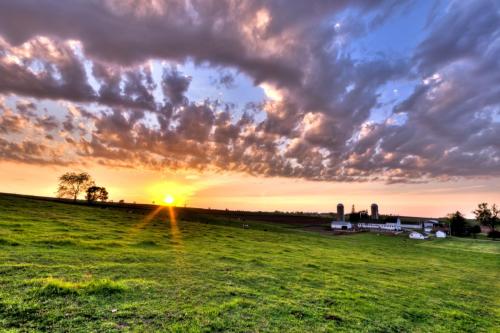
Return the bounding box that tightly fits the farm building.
[330,221,353,230]
[399,223,422,230]
[409,232,426,239]
[435,230,447,238]
[331,203,352,229]
[423,220,440,233]
[331,202,404,231]
[358,218,401,231]
[331,203,445,234]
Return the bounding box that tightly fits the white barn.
[400,223,422,230]
[331,221,352,230]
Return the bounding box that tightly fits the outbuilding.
[435,230,447,238]
[409,231,425,239]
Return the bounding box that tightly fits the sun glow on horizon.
[147,180,195,207]
[164,194,175,205]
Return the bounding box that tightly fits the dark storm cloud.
[0,0,498,182]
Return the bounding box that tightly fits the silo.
[371,203,379,220]
[337,203,345,222]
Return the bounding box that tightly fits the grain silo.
[371,203,379,220]
[337,203,345,222]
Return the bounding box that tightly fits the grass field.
[0,194,499,332]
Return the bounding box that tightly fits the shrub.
[487,230,500,239]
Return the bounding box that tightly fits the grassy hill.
[0,194,498,332]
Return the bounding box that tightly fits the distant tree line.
[56,172,108,203]
[449,203,499,239]
[348,210,370,222]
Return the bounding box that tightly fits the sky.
[0,0,499,217]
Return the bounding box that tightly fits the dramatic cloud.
[0,0,498,183]
[377,0,500,181]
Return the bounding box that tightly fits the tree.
[474,203,498,231]
[448,211,467,237]
[86,186,109,203]
[470,225,481,239]
[492,204,499,231]
[56,172,94,201]
[359,210,369,220]
[349,212,359,222]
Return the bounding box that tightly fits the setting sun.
[164,194,175,205]
[147,180,201,208]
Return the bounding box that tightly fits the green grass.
[30,277,129,297]
[0,194,498,332]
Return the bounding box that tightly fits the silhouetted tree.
[57,172,94,201]
[487,230,500,239]
[349,210,369,222]
[492,204,499,231]
[86,186,109,203]
[349,212,359,223]
[470,225,481,239]
[474,203,498,231]
[448,211,467,237]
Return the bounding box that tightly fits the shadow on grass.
[33,239,80,247]
[134,240,158,247]
[0,237,20,246]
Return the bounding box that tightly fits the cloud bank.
[0,0,498,183]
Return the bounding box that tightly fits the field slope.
[0,194,499,332]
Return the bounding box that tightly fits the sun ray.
[129,205,164,235]
[166,205,181,242]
